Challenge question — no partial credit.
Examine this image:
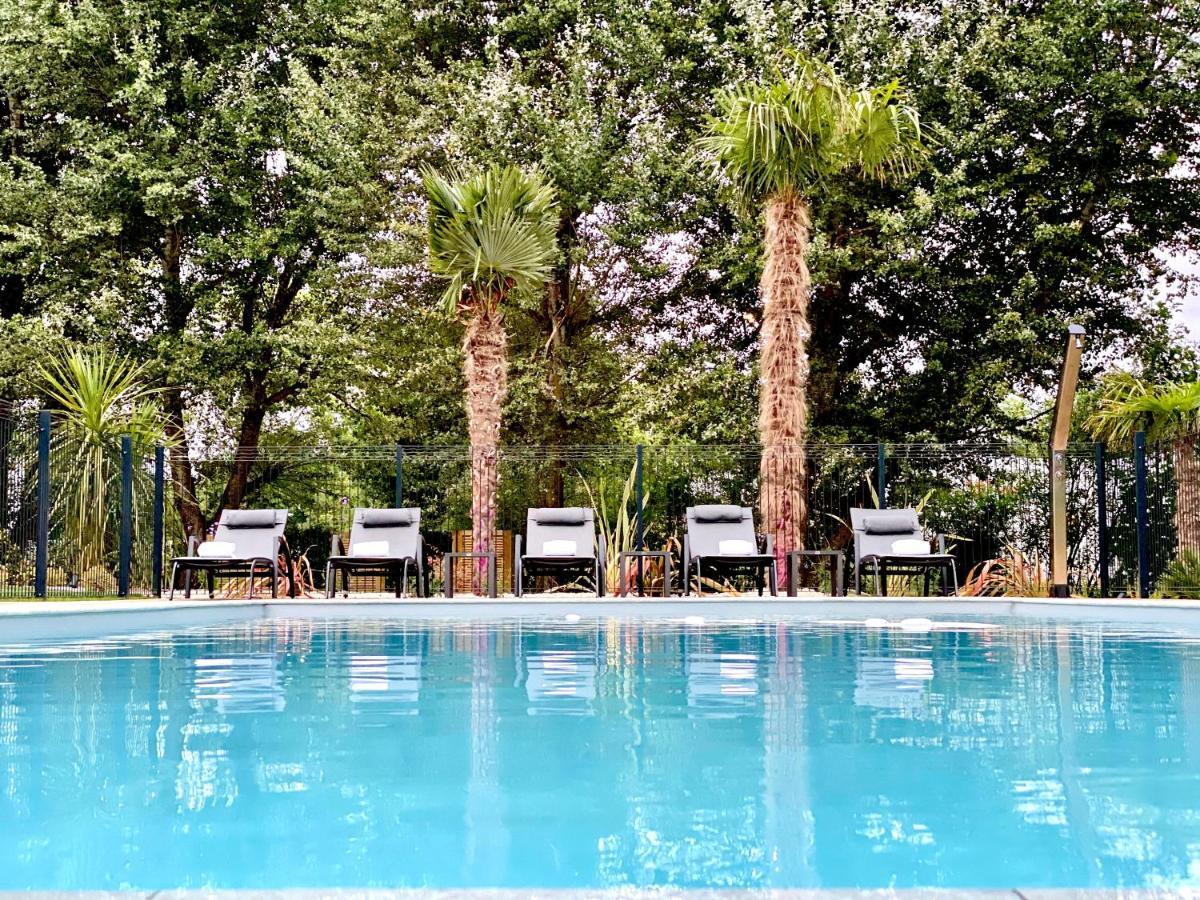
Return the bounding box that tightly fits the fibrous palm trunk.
[464,292,507,594]
[1174,435,1200,554]
[758,188,810,575]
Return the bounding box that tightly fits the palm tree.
[34,347,170,586]
[424,164,557,591]
[1086,371,1200,553]
[698,53,926,569]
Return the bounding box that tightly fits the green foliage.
[423,164,558,313]
[1155,551,1200,600]
[1085,372,1200,449]
[698,51,926,209]
[32,348,170,578]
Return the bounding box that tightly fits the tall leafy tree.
[424,164,557,589]
[698,52,925,560]
[1087,372,1200,553]
[0,0,396,538]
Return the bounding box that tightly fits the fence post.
[1094,442,1109,598]
[118,435,133,597]
[35,411,49,598]
[876,442,887,508]
[152,445,165,597]
[394,445,404,507]
[635,445,645,595]
[1134,431,1150,598]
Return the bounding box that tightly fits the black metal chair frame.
[856,553,959,596]
[325,541,426,599]
[514,545,606,597]
[169,535,295,600]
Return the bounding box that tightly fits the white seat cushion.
[351,540,390,558]
[718,539,754,556]
[891,539,931,556]
[197,541,236,559]
[542,540,577,557]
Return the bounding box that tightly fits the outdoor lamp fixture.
[1049,324,1085,598]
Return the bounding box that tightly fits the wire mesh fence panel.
[1101,449,1139,598]
[1141,438,1200,598]
[16,429,1198,601]
[0,412,40,598]
[883,444,1048,591]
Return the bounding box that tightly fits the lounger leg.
[247,563,257,599]
[696,560,703,598]
[270,563,278,599]
[769,562,777,597]
[169,562,178,601]
[923,568,931,597]
[874,560,883,597]
[206,570,215,600]
[184,565,192,600]
[398,561,407,598]
[325,562,333,600]
[949,560,959,596]
[342,566,349,599]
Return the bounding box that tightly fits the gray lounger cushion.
[224,509,279,529]
[360,508,413,527]
[692,504,746,523]
[863,515,918,535]
[532,508,587,525]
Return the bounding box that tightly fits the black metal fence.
[0,408,1193,598]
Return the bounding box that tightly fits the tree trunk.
[217,400,267,516]
[160,222,206,542]
[464,291,507,594]
[163,387,205,541]
[1174,435,1200,555]
[758,189,811,574]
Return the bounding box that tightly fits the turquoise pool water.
[1,615,1200,890]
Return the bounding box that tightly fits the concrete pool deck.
[2,593,1200,642]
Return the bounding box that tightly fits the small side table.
[443,551,497,598]
[618,550,672,597]
[787,549,845,597]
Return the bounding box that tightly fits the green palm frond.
[697,51,926,207]
[30,347,173,585]
[1085,371,1200,447]
[423,164,558,314]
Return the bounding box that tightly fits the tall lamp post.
[1049,324,1085,598]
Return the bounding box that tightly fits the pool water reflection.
[1,616,1199,890]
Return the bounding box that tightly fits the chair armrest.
[187,535,201,556]
[331,533,344,557]
[936,534,947,553]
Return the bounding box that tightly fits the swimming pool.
[1,614,1199,891]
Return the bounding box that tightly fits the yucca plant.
[424,164,557,593]
[1086,372,1200,555]
[33,347,170,587]
[698,52,926,572]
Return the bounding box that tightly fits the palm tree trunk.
[465,292,507,594]
[758,188,810,575]
[1174,435,1200,554]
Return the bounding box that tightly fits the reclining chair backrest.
[525,508,596,558]
[213,509,289,561]
[348,508,421,558]
[686,505,756,557]
[849,507,923,567]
